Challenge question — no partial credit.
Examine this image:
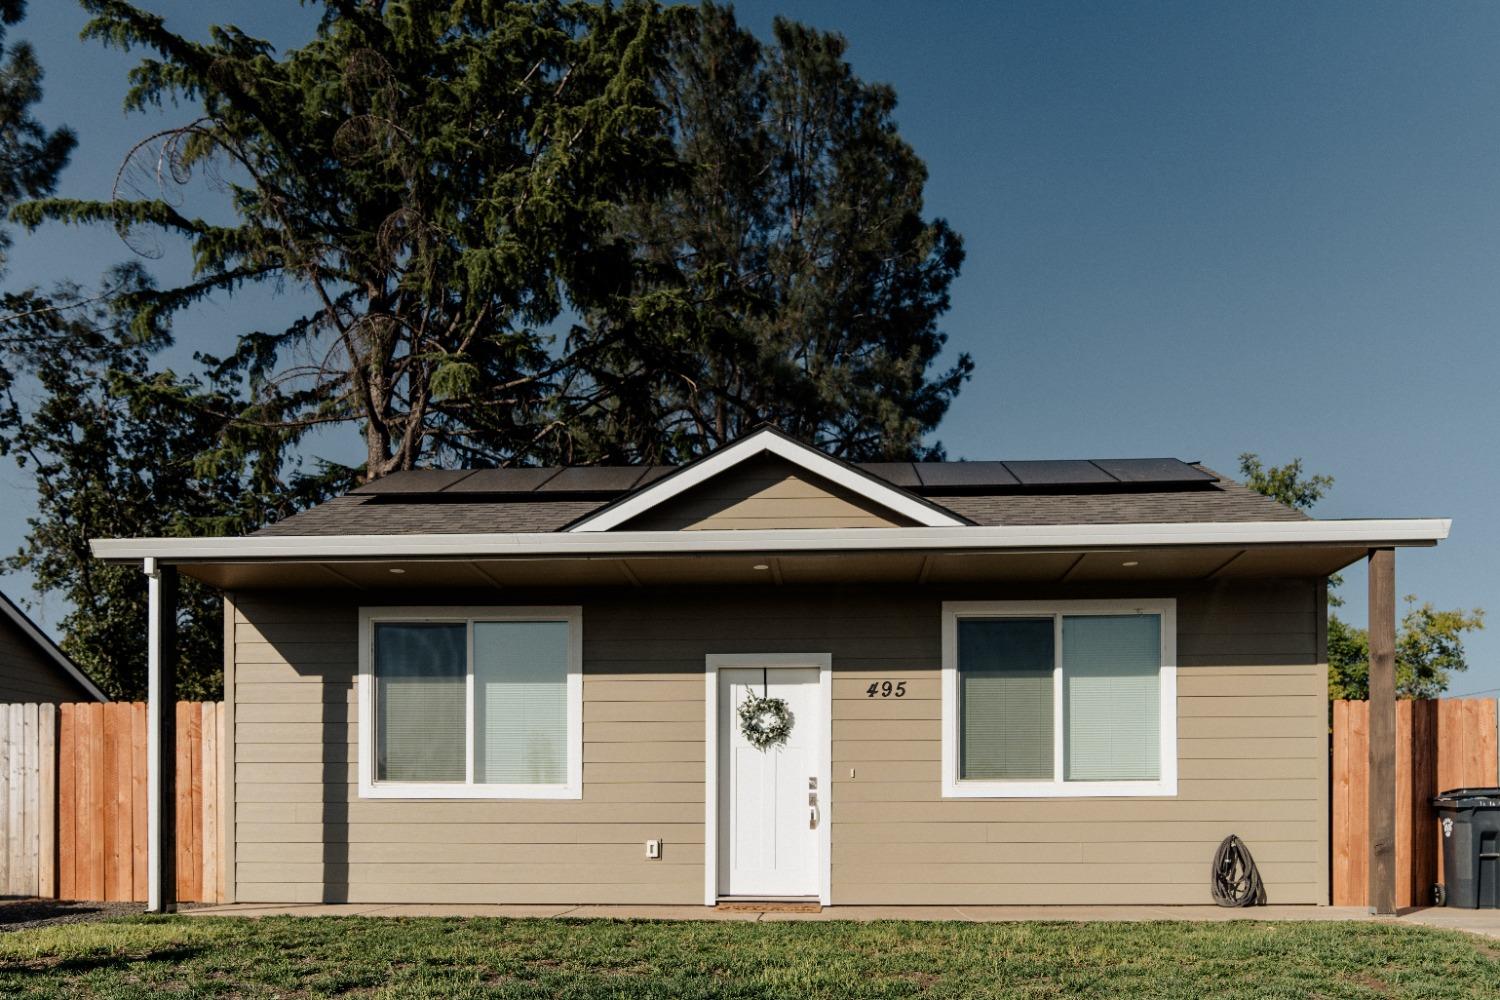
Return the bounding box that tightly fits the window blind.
[473,621,568,784]
[374,623,466,782]
[1063,614,1161,781]
[958,618,1054,780]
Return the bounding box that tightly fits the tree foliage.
[1325,600,1486,700]
[19,0,680,479]
[1239,452,1343,603]
[1237,453,1332,512]
[1239,453,1483,699]
[0,268,328,698]
[0,0,75,275]
[3,1,974,694]
[18,1,969,476]
[0,0,77,385]
[562,3,970,461]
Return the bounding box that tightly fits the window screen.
[473,621,568,784]
[374,623,466,782]
[1063,614,1161,781]
[958,618,1055,779]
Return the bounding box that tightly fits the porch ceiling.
[175,542,1369,591]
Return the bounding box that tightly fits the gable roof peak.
[566,427,969,532]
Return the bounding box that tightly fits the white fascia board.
[566,427,967,530]
[89,518,1451,564]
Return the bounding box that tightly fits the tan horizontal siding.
[236,841,698,865]
[236,882,702,905]
[830,883,1319,906]
[232,579,1327,906]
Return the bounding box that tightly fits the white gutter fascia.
[89,518,1452,564]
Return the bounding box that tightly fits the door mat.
[715,902,823,913]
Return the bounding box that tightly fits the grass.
[0,916,1497,999]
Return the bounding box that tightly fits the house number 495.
[865,681,906,698]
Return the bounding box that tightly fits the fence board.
[201,702,218,902]
[1407,701,1436,910]
[7,705,21,895]
[131,702,147,903]
[1395,701,1412,909]
[21,703,37,897]
[81,703,105,901]
[0,705,9,896]
[175,701,199,903]
[1332,698,1498,908]
[38,706,55,899]
[57,704,74,900]
[102,703,122,901]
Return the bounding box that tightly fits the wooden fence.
[0,702,224,903]
[0,704,54,897]
[1332,698,1499,908]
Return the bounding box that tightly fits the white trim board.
[704,652,833,907]
[940,599,1178,799]
[92,517,1452,564]
[567,427,966,531]
[355,605,583,800]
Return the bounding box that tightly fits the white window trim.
[941,599,1177,799]
[357,605,583,800]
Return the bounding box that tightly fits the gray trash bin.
[1433,788,1500,908]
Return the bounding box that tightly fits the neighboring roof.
[0,589,108,702]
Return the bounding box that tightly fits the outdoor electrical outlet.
[646,839,661,860]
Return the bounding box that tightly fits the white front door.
[718,666,821,898]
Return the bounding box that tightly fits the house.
[91,428,1447,912]
[0,588,106,703]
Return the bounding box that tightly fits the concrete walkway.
[183,901,1500,938]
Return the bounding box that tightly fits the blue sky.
[3,1,1498,693]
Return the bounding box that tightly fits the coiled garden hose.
[1211,834,1266,907]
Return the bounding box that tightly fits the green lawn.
[0,916,1496,999]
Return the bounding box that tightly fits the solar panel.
[857,462,921,488]
[350,470,476,495]
[634,465,677,488]
[440,468,563,493]
[913,462,1020,489]
[537,467,656,492]
[350,454,1217,500]
[1001,461,1117,486]
[1089,458,1216,484]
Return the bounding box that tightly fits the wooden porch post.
[1367,547,1397,915]
[146,559,179,913]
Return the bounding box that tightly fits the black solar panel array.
[352,458,1215,496]
[905,461,1019,489]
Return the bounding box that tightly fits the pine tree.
[562,3,970,462]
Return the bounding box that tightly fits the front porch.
[102,526,1433,913]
